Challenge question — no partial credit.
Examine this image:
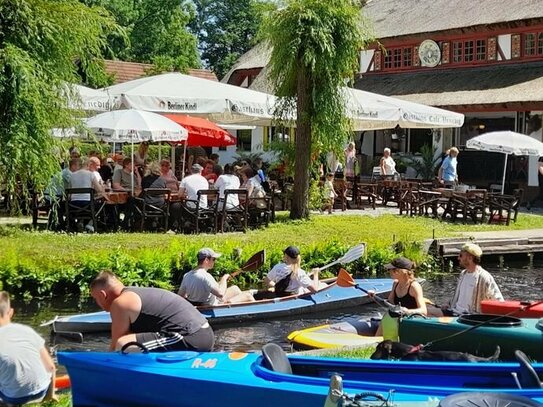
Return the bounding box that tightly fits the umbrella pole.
[131,137,135,195]
[158,141,162,161]
[181,141,188,181]
[501,153,508,194]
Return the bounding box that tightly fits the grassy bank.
[2,212,543,298]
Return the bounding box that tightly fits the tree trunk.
[290,61,313,219]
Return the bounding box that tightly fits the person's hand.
[367,289,376,298]
[310,267,320,274]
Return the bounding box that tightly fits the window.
[408,129,433,154]
[464,40,474,62]
[382,46,414,70]
[236,129,252,151]
[524,32,543,57]
[476,39,486,61]
[453,41,463,63]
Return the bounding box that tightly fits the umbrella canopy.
[345,88,465,130]
[163,114,236,147]
[466,131,543,156]
[68,84,119,112]
[104,73,276,125]
[466,131,543,193]
[86,109,188,143]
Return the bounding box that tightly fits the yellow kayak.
[287,319,383,350]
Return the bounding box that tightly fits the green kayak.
[399,314,543,361]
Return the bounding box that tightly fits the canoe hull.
[52,278,393,334]
[58,350,543,407]
[399,315,543,361]
[480,300,543,318]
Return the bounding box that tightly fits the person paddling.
[178,248,255,305]
[254,246,324,300]
[373,257,427,337]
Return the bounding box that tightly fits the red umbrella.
[163,114,236,147]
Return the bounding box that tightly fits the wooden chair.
[134,188,171,232]
[332,179,348,211]
[488,190,522,226]
[219,189,249,233]
[247,195,272,229]
[65,188,98,232]
[180,189,219,234]
[353,181,377,209]
[31,191,63,230]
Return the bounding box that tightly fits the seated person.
[254,246,323,300]
[0,291,56,405]
[159,159,179,192]
[370,257,427,337]
[112,157,142,193]
[178,248,255,305]
[428,243,503,316]
[215,164,241,210]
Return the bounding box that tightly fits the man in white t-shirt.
[180,164,209,208]
[178,248,254,306]
[428,243,503,316]
[0,291,56,405]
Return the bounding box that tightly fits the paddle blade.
[231,250,266,277]
[338,243,366,264]
[337,268,356,287]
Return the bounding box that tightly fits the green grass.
[2,211,543,298]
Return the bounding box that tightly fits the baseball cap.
[461,243,483,258]
[283,246,300,259]
[197,248,222,260]
[384,257,414,270]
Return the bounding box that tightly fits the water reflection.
[11,260,543,356]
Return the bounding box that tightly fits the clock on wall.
[418,39,441,67]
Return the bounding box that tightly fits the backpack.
[274,273,292,296]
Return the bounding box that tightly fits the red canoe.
[480,299,543,318]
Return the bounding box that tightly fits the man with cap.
[90,270,214,352]
[254,246,323,300]
[180,163,209,209]
[178,248,255,306]
[428,243,503,316]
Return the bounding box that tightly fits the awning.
[355,61,543,111]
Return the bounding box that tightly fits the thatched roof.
[366,0,543,39]
[221,42,273,84]
[355,61,543,108]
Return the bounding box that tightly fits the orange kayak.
[480,299,543,318]
[55,374,71,390]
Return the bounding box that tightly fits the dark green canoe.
[399,314,543,361]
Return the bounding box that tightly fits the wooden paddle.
[319,243,366,272]
[337,268,396,310]
[230,250,266,278]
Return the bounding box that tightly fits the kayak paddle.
[230,250,266,278]
[337,268,396,310]
[320,243,366,272]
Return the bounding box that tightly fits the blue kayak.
[58,347,543,407]
[48,277,393,334]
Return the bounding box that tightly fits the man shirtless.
[90,270,214,352]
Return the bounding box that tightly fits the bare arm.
[39,347,57,401]
[209,274,230,299]
[380,157,386,175]
[109,294,137,352]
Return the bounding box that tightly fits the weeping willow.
[0,0,118,212]
[264,0,373,219]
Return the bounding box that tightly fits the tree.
[264,0,372,219]
[80,0,201,72]
[0,0,117,209]
[192,0,275,79]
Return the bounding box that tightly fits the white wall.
[359,50,375,73]
[498,34,511,60]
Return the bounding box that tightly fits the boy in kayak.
[90,271,214,352]
[0,291,57,405]
[178,248,255,305]
[428,243,504,316]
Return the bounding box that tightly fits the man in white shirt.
[178,248,254,305]
[180,164,209,208]
[428,243,503,316]
[68,158,103,201]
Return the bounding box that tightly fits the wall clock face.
[419,39,441,67]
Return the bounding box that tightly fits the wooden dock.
[431,237,543,258]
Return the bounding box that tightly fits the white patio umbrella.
[345,88,465,130]
[104,72,277,126]
[466,131,543,194]
[86,109,188,193]
[67,84,119,112]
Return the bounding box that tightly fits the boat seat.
[514,350,542,389]
[262,343,292,374]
